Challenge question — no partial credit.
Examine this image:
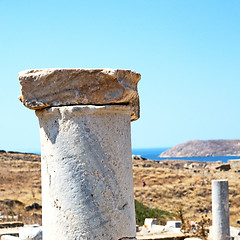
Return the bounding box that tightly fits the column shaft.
[212,179,230,240]
[36,105,136,240]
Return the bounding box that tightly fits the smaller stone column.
[212,179,230,240]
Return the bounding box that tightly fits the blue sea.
[32,148,240,163]
[132,148,240,163]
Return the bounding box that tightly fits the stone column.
[212,179,230,240]
[18,68,141,240]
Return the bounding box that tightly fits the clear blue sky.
[1,0,240,152]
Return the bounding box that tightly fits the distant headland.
[160,139,240,157]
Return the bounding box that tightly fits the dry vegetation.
[133,157,240,227]
[0,151,240,227]
[0,151,42,225]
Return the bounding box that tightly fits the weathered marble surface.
[19,225,42,240]
[212,180,230,240]
[36,105,136,240]
[1,236,19,240]
[18,68,141,121]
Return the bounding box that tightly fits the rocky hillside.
[160,139,240,157]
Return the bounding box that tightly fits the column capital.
[18,68,141,121]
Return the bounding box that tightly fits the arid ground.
[133,156,240,227]
[0,151,240,227]
[0,151,41,225]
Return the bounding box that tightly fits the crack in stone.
[118,202,128,210]
[45,160,51,187]
[118,238,136,240]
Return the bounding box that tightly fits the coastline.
[132,148,240,163]
[1,147,240,163]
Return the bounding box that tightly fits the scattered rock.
[142,164,152,168]
[228,159,240,171]
[0,222,24,229]
[31,213,42,218]
[0,200,24,207]
[132,155,147,161]
[1,236,20,240]
[25,203,42,211]
[19,225,42,240]
[216,164,231,171]
[197,207,210,214]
